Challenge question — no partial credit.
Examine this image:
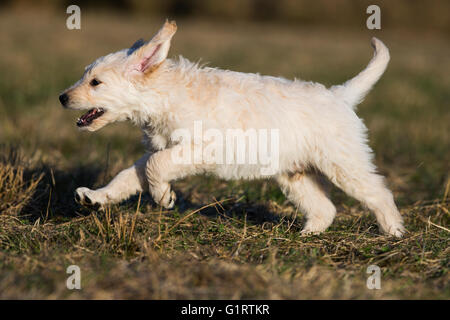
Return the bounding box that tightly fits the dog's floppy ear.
[127,20,177,74]
[127,39,145,56]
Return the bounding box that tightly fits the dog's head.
[59,20,177,131]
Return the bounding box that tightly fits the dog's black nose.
[59,93,69,107]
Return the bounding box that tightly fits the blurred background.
[0,1,448,299]
[2,0,449,32]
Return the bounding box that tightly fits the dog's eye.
[90,78,101,87]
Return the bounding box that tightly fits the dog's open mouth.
[76,108,105,127]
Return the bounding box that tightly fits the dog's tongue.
[77,108,104,127]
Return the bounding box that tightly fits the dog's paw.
[160,191,177,209]
[301,222,327,235]
[158,190,176,209]
[301,226,325,235]
[75,187,106,210]
[384,223,406,238]
[301,218,332,235]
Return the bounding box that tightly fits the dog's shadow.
[8,153,286,228]
[121,183,285,228]
[17,162,104,222]
[169,181,287,228]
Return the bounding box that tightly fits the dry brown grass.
[0,150,43,216]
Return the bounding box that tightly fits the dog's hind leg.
[319,156,405,237]
[276,172,336,234]
[75,153,150,208]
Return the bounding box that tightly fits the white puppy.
[59,21,405,237]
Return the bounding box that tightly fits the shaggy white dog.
[59,21,405,237]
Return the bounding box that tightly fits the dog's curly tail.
[331,37,390,109]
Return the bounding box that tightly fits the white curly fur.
[60,21,405,237]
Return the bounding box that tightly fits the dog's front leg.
[75,153,150,208]
[146,145,202,209]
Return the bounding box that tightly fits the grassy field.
[0,8,448,299]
